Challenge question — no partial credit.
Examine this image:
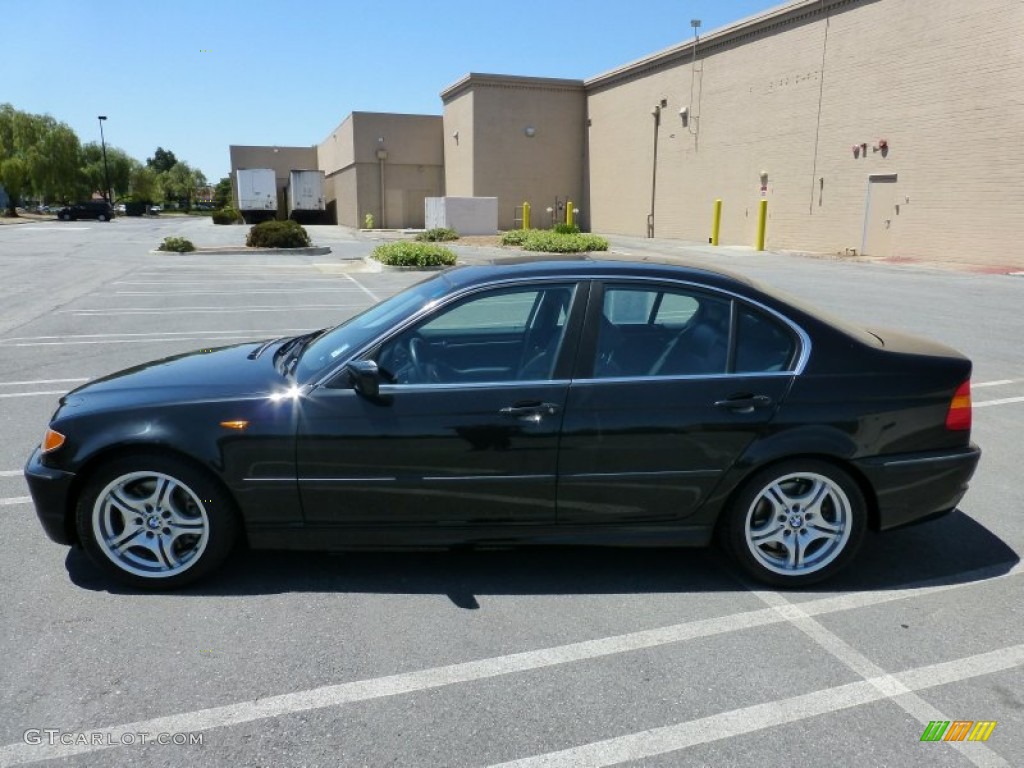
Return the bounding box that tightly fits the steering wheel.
[406,335,442,383]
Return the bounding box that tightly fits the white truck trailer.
[236,168,278,223]
[287,170,326,221]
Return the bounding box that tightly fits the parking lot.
[1,216,1022,767]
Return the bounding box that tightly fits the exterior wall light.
[524,126,536,137]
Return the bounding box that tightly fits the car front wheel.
[97,213,107,221]
[721,460,867,587]
[76,455,237,589]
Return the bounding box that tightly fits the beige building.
[316,112,443,229]
[228,145,318,219]
[580,0,1024,261]
[441,74,586,231]
[228,0,1023,263]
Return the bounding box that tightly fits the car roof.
[443,255,759,293]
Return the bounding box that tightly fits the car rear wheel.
[76,455,237,589]
[721,460,866,587]
[97,213,107,221]
[60,213,70,221]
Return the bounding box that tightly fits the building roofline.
[441,72,586,102]
[585,0,863,90]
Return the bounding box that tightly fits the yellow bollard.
[711,199,722,246]
[755,199,767,251]
[566,201,574,227]
[522,202,531,230]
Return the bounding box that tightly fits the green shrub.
[363,213,375,229]
[553,223,580,235]
[246,219,311,248]
[521,231,609,253]
[212,207,242,225]
[500,229,529,246]
[415,227,459,242]
[372,242,457,268]
[157,236,196,253]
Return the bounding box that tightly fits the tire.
[720,459,867,587]
[60,213,70,221]
[97,213,107,221]
[76,454,238,589]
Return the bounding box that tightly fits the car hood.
[59,341,294,411]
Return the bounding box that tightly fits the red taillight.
[945,379,972,431]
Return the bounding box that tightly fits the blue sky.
[8,0,777,182]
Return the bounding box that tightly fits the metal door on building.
[861,173,897,257]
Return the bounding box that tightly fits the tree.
[0,104,83,213]
[213,176,233,208]
[161,161,206,210]
[146,147,178,174]
[128,164,161,203]
[81,143,134,201]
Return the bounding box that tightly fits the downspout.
[649,105,661,237]
[376,149,388,229]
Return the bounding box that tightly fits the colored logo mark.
[920,720,997,742]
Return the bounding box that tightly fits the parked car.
[56,201,114,221]
[114,203,126,214]
[24,258,980,589]
[148,205,162,214]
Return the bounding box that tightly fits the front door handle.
[499,402,560,423]
[713,394,773,414]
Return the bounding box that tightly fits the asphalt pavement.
[0,216,1021,767]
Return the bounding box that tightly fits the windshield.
[293,272,453,381]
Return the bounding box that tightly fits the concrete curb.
[148,246,333,256]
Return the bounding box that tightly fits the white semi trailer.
[236,168,277,223]
[287,170,326,221]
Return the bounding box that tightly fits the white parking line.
[975,396,1024,408]
[0,329,312,343]
[0,470,25,477]
[16,227,90,231]
[345,274,381,302]
[0,390,68,399]
[486,643,1024,768]
[750,590,1009,768]
[114,280,340,285]
[974,379,1019,388]
[135,264,322,270]
[7,337,266,348]
[0,378,88,387]
[113,288,359,296]
[0,496,31,506]
[0,562,1017,765]
[63,305,363,317]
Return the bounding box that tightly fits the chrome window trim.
[375,379,572,394]
[311,273,812,390]
[569,371,796,386]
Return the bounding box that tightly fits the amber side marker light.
[220,420,249,430]
[945,380,972,431]
[41,428,66,454]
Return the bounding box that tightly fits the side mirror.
[345,359,381,398]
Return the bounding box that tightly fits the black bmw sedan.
[24,258,981,589]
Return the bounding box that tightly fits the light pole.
[97,116,111,203]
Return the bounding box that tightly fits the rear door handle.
[499,402,560,423]
[713,394,773,414]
